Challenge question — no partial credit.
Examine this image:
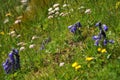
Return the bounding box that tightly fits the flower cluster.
[2,49,20,74]
[97,48,107,53]
[72,62,81,71]
[93,22,114,46]
[68,22,82,33]
[48,3,60,19]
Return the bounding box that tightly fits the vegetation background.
[0,0,120,80]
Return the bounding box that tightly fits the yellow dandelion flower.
[101,49,107,53]
[5,13,12,17]
[116,1,120,9]
[75,65,81,70]
[97,48,102,52]
[86,57,94,61]
[0,32,5,35]
[72,62,78,67]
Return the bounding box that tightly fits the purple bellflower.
[93,22,114,46]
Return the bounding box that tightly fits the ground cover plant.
[0,0,120,80]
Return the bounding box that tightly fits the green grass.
[0,0,120,80]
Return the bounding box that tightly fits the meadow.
[0,0,120,80]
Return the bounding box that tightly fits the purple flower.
[9,52,15,63]
[93,35,101,40]
[68,25,72,29]
[76,22,82,28]
[95,22,101,27]
[2,59,12,74]
[109,40,114,44]
[70,26,77,33]
[103,39,107,45]
[102,24,108,31]
[12,49,19,55]
[94,39,99,46]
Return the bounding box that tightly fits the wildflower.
[59,62,64,67]
[21,0,28,3]
[55,12,59,15]
[48,8,53,12]
[76,22,82,28]
[63,4,68,7]
[14,19,21,24]
[17,42,26,46]
[4,18,9,24]
[32,35,38,40]
[16,34,21,38]
[53,3,59,8]
[93,21,114,46]
[95,21,102,27]
[75,65,81,70]
[8,31,15,35]
[93,36,99,40]
[54,7,60,11]
[101,49,107,53]
[86,57,94,61]
[19,47,25,51]
[0,31,5,35]
[97,48,102,52]
[70,25,77,33]
[59,12,64,16]
[48,15,54,19]
[94,39,99,46]
[103,39,107,45]
[68,22,82,33]
[48,10,55,15]
[2,49,20,74]
[29,44,35,49]
[72,62,78,67]
[85,9,91,14]
[5,13,12,17]
[109,40,114,44]
[102,24,108,31]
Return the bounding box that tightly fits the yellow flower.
[86,57,94,61]
[72,62,78,67]
[97,48,101,52]
[101,49,107,53]
[116,1,120,9]
[0,32,5,35]
[75,65,81,70]
[5,13,12,17]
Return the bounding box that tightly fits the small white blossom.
[63,4,68,7]
[8,31,15,35]
[54,7,60,11]
[32,35,38,40]
[17,42,26,46]
[48,15,53,19]
[59,62,65,67]
[29,44,35,49]
[48,10,55,15]
[78,6,85,9]
[14,19,21,24]
[16,34,21,38]
[59,12,64,16]
[4,18,9,24]
[85,9,91,14]
[20,47,25,51]
[55,12,59,15]
[48,8,53,12]
[53,3,59,8]
[21,0,28,3]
